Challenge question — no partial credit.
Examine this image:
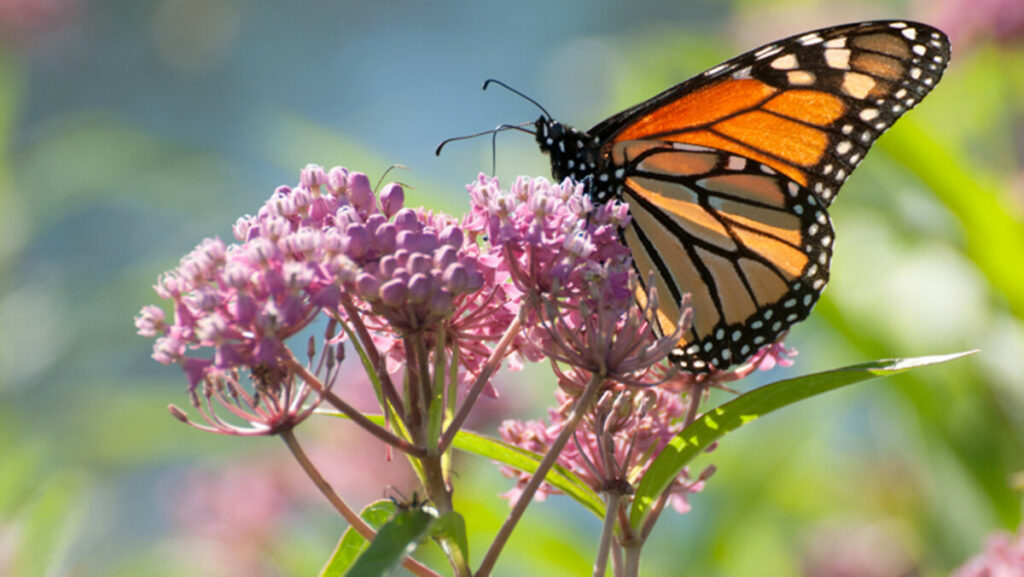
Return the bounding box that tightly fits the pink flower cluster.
[467,174,677,382]
[136,166,492,385]
[467,174,631,307]
[499,385,706,512]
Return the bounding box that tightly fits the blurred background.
[2,0,1023,576]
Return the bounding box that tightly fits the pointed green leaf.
[449,429,605,518]
[431,511,469,571]
[319,500,395,577]
[629,352,976,528]
[343,506,436,577]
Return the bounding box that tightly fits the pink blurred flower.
[954,527,1024,577]
[922,0,1024,48]
[801,522,917,577]
[0,0,74,47]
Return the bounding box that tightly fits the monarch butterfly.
[518,20,950,372]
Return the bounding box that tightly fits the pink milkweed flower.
[166,359,330,436]
[467,174,631,306]
[499,384,708,513]
[467,174,688,381]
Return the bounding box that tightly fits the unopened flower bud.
[434,246,458,270]
[375,223,397,254]
[347,172,375,214]
[439,224,463,249]
[443,263,470,294]
[380,183,404,217]
[379,255,399,277]
[408,253,432,275]
[343,223,370,258]
[407,274,431,304]
[393,208,418,229]
[379,279,407,306]
[355,273,382,300]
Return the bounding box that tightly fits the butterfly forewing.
[618,143,832,371]
[593,20,950,207]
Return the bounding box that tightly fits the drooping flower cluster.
[499,385,708,512]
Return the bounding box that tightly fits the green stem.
[439,312,523,453]
[474,372,606,577]
[280,429,441,577]
[593,492,621,577]
[623,541,642,577]
[286,358,427,457]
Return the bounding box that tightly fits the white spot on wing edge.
[770,53,799,70]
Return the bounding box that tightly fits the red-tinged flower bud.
[393,208,418,230]
[379,255,399,277]
[379,279,407,306]
[347,172,375,215]
[408,253,432,276]
[343,223,370,258]
[380,182,404,218]
[443,263,470,294]
[355,272,382,300]
[439,224,463,249]
[407,273,431,304]
[374,223,397,254]
[434,246,458,270]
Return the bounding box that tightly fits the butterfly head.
[534,116,600,183]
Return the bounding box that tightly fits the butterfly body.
[534,20,950,372]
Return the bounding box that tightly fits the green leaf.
[431,511,470,571]
[629,352,976,529]
[343,506,436,577]
[449,429,605,518]
[319,500,396,577]
[315,412,606,518]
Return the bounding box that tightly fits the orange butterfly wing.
[536,21,949,371]
[592,21,950,207]
[612,142,832,371]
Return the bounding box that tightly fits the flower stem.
[339,297,405,419]
[623,541,642,577]
[279,429,441,577]
[474,372,605,577]
[593,492,621,577]
[438,312,522,453]
[285,357,428,457]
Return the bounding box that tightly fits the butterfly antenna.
[482,79,552,120]
[435,122,535,156]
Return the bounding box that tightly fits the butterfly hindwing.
[592,20,950,207]
[616,142,832,371]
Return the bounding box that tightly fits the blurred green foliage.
[3,2,1023,576]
